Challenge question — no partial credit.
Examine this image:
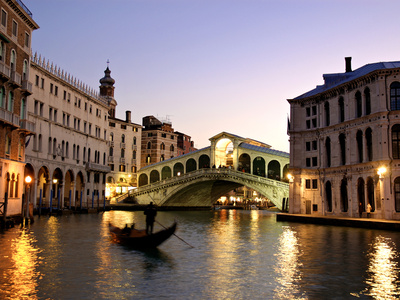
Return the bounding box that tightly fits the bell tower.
[99,60,117,118]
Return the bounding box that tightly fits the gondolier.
[144,202,157,235]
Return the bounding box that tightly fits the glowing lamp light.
[53,179,58,184]
[287,174,294,182]
[177,172,181,176]
[377,167,387,178]
[25,175,32,184]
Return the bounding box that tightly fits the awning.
[0,33,10,43]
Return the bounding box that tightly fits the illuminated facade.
[0,0,38,216]
[288,57,400,220]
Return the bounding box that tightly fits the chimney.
[126,110,131,123]
[345,57,352,72]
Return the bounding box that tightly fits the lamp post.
[377,166,387,219]
[25,175,32,225]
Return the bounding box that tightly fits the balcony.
[108,156,114,163]
[19,119,35,135]
[9,71,21,87]
[120,157,125,163]
[21,80,32,95]
[110,141,114,147]
[131,158,136,164]
[0,61,10,82]
[85,161,111,173]
[120,142,125,148]
[0,108,19,129]
[132,145,137,150]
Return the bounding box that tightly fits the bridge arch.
[199,154,210,169]
[139,173,148,187]
[150,170,160,183]
[162,166,172,180]
[186,158,197,173]
[253,156,265,177]
[238,153,251,173]
[174,162,184,176]
[268,160,281,180]
[215,138,233,167]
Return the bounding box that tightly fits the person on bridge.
[144,202,157,235]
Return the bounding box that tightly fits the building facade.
[0,0,38,216]
[176,131,196,156]
[103,67,142,199]
[141,115,178,168]
[25,55,110,210]
[288,57,400,220]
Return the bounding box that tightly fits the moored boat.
[108,221,177,249]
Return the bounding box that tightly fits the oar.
[156,220,194,248]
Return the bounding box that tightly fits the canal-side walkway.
[276,213,400,231]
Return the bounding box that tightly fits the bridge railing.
[131,168,288,197]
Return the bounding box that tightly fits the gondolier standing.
[144,202,157,235]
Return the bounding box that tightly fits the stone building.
[25,55,110,210]
[141,115,178,167]
[176,131,196,156]
[287,57,400,220]
[0,0,38,216]
[102,67,142,199]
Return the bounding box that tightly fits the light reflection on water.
[363,236,400,299]
[1,211,400,299]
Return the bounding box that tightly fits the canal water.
[1,210,400,300]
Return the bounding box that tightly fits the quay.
[277,213,400,231]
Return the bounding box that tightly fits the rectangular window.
[55,86,58,96]
[41,78,44,89]
[12,20,17,36]
[121,124,126,129]
[40,103,43,116]
[109,122,115,127]
[49,107,53,121]
[312,118,317,128]
[312,105,317,115]
[67,93,71,102]
[34,100,38,115]
[63,90,66,100]
[50,83,54,94]
[54,109,57,122]
[1,9,7,27]
[312,157,318,166]
[24,32,29,47]
[306,107,311,117]
[35,75,39,86]
[306,120,310,129]
[306,157,311,167]
[312,179,318,189]
[305,179,311,189]
[306,142,310,151]
[312,140,317,150]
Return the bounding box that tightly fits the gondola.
[108,221,177,249]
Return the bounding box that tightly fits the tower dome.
[99,67,115,86]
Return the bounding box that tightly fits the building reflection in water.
[8,229,41,299]
[274,226,306,300]
[364,235,400,299]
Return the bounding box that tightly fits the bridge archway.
[215,138,233,167]
[268,160,281,180]
[139,174,148,187]
[162,166,172,180]
[150,170,160,183]
[238,153,250,173]
[199,154,210,169]
[174,162,184,176]
[186,158,197,173]
[253,156,265,177]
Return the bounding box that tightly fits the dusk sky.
[23,0,400,152]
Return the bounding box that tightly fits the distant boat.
[108,222,177,249]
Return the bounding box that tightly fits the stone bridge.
[130,132,290,208]
[131,168,289,210]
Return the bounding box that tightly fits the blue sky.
[23,0,400,152]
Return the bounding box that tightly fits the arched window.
[390,82,400,110]
[5,133,10,155]
[365,87,371,115]
[23,60,28,80]
[10,49,15,71]
[394,177,400,212]
[147,142,151,150]
[366,128,373,162]
[121,148,125,158]
[133,137,136,145]
[66,142,69,158]
[7,91,13,112]
[339,133,346,165]
[109,133,113,142]
[52,138,57,155]
[325,137,331,167]
[339,97,345,122]
[121,134,125,143]
[160,143,165,150]
[355,91,362,118]
[356,130,363,163]
[20,97,26,119]
[146,154,151,163]
[0,86,5,108]
[324,101,330,126]
[170,145,174,152]
[392,124,400,159]
[103,152,106,165]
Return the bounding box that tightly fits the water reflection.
[364,236,400,299]
[1,228,42,299]
[274,226,306,300]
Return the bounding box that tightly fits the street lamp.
[25,175,32,224]
[287,174,294,183]
[377,166,387,179]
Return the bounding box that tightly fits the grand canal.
[1,210,400,299]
